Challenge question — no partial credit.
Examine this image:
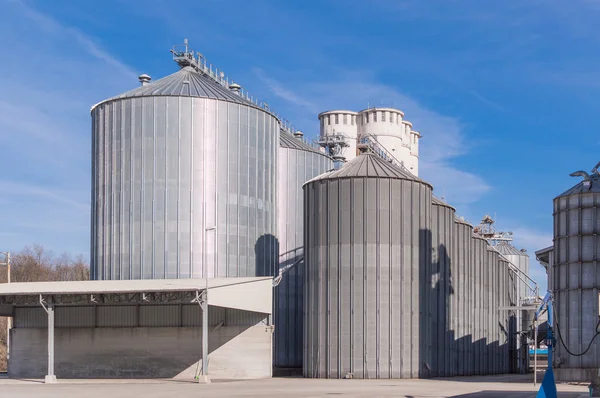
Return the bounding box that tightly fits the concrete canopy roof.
[0,277,273,315]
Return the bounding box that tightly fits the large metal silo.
[303,153,433,379]
[552,169,600,382]
[274,131,333,371]
[430,197,455,377]
[90,66,279,280]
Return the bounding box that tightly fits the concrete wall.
[9,325,273,379]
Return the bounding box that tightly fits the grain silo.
[274,130,333,371]
[496,243,530,301]
[552,167,600,382]
[303,152,432,379]
[430,197,455,377]
[90,62,279,280]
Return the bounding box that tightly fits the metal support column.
[195,289,210,384]
[40,295,57,384]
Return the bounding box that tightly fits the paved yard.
[0,373,589,398]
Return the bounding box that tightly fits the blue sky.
[2,0,600,291]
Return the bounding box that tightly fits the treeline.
[0,244,90,371]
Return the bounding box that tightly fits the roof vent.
[138,74,152,86]
[294,131,304,140]
[229,82,241,94]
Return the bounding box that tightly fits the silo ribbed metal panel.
[470,234,488,375]
[449,217,473,377]
[90,66,279,280]
[274,131,333,369]
[552,173,600,382]
[430,197,455,377]
[303,153,432,379]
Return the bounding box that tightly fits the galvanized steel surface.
[303,154,432,379]
[91,68,279,280]
[552,182,600,379]
[430,197,455,377]
[275,131,333,369]
[450,218,474,377]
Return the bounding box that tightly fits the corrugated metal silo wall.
[451,221,474,377]
[91,98,279,280]
[430,203,454,377]
[274,146,333,369]
[470,236,488,375]
[553,191,600,382]
[303,176,432,379]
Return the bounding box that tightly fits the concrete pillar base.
[196,375,211,384]
[44,375,57,384]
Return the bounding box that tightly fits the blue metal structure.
[535,291,557,398]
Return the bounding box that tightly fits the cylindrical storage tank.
[303,153,433,379]
[497,253,516,374]
[495,243,528,374]
[401,121,413,173]
[274,131,333,371]
[471,233,488,375]
[90,66,279,280]
[356,108,406,167]
[409,130,420,176]
[552,170,600,382]
[430,197,455,377]
[450,216,473,376]
[318,110,358,162]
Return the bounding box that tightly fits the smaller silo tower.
[318,110,358,163]
[356,108,405,159]
[303,152,433,379]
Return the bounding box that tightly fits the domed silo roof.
[556,169,600,198]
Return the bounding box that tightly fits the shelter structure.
[0,278,273,382]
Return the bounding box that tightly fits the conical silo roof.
[556,169,600,198]
[305,152,432,187]
[495,242,528,257]
[92,66,266,112]
[280,130,328,156]
[432,196,456,211]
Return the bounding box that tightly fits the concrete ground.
[0,373,589,398]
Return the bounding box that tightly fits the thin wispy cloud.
[253,67,320,114]
[0,1,136,256]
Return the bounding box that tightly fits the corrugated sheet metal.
[13,305,268,329]
[91,94,279,280]
[97,306,138,327]
[56,306,96,328]
[303,166,432,379]
[274,133,333,369]
[14,307,47,328]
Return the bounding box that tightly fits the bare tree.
[0,244,90,371]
